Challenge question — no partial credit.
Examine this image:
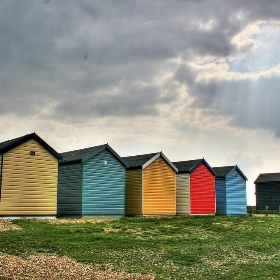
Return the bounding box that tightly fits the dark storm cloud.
[56,84,171,118]
[1,0,280,123]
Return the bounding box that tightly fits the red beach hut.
[173,159,216,215]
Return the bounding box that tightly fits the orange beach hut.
[123,152,178,215]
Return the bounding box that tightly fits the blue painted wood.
[226,168,247,215]
[215,167,247,215]
[82,149,126,215]
[215,178,227,215]
[57,163,83,215]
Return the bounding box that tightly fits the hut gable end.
[124,151,176,215]
[0,138,59,215]
[58,144,127,216]
[213,165,247,215]
[173,158,216,215]
[255,172,280,211]
[0,133,61,160]
[173,159,216,176]
[143,157,176,215]
[123,153,158,169]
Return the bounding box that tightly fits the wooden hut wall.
[226,169,247,215]
[0,154,2,179]
[125,169,143,215]
[57,163,83,215]
[82,149,126,215]
[215,177,227,215]
[0,139,58,215]
[176,173,190,215]
[143,157,176,215]
[256,183,280,211]
[190,163,216,215]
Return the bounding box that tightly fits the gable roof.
[254,172,280,183]
[60,144,128,167]
[0,132,62,160]
[212,165,248,180]
[173,158,216,176]
[123,152,178,172]
[60,146,99,163]
[123,153,157,169]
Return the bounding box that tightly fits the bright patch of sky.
[229,23,280,73]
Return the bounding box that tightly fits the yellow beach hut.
[0,133,61,216]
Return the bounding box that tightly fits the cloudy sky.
[1,0,280,205]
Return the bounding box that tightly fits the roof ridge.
[82,145,102,159]
[0,133,32,149]
[123,152,158,159]
[62,145,102,161]
[173,159,202,164]
[0,132,61,160]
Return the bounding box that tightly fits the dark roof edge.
[59,159,82,165]
[101,144,129,168]
[254,173,263,184]
[254,172,280,183]
[172,159,201,173]
[124,152,177,172]
[123,152,157,170]
[232,165,248,181]
[213,165,248,180]
[142,152,178,172]
[160,152,178,172]
[188,159,203,173]
[62,145,100,163]
[62,143,129,167]
[0,132,62,160]
[190,158,216,176]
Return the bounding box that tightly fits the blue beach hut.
[58,144,128,216]
[212,165,247,215]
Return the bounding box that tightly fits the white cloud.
[230,22,262,61]
[224,151,264,168]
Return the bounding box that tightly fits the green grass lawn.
[1,215,280,279]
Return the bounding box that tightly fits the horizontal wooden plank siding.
[57,163,83,215]
[256,182,280,211]
[176,173,190,215]
[0,154,2,187]
[226,169,247,215]
[215,178,227,215]
[143,157,176,215]
[82,150,125,215]
[0,154,2,176]
[125,169,143,215]
[190,163,215,215]
[0,139,58,215]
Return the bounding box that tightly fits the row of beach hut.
[0,132,249,217]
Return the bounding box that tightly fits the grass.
[1,215,280,279]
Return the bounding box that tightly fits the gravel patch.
[0,219,155,279]
[0,220,21,232]
[0,253,155,280]
[40,218,118,225]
